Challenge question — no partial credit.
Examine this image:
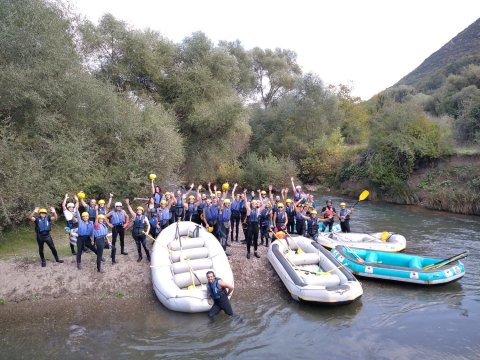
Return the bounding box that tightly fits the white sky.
[70,0,480,100]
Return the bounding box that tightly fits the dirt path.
[0,228,282,304]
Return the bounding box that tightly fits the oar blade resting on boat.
[331,246,466,285]
[151,221,234,312]
[267,235,363,305]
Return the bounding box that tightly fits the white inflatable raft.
[151,221,234,313]
[317,232,406,252]
[267,236,363,305]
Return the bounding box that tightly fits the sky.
[70,0,480,100]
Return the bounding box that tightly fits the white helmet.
[66,202,74,208]
[115,202,122,207]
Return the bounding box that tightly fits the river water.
[1,197,479,359]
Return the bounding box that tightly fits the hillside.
[395,17,480,90]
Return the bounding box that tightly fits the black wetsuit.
[207,278,233,318]
[34,216,61,265]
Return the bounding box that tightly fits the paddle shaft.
[423,252,468,270]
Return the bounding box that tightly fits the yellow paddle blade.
[359,190,370,201]
[187,284,196,290]
[380,231,390,241]
[296,247,304,254]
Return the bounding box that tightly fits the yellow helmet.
[251,200,258,205]
[148,173,157,180]
[222,183,229,191]
[207,226,214,233]
[285,199,292,203]
[277,203,284,209]
[77,191,86,199]
[160,199,167,205]
[136,206,145,212]
[216,190,222,195]
[98,214,106,220]
[261,190,266,195]
[188,195,195,200]
[98,199,105,205]
[311,210,318,215]
[340,202,346,206]
[224,198,231,204]
[164,192,170,196]
[38,208,48,214]
[81,212,89,218]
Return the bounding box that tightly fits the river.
[1,197,479,359]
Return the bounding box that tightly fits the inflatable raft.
[151,221,234,313]
[267,235,363,304]
[317,231,406,252]
[332,246,466,285]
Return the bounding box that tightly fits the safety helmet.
[98,199,105,205]
[164,192,170,196]
[148,173,156,180]
[251,200,258,205]
[81,212,89,218]
[97,214,106,220]
[210,193,217,198]
[160,199,167,205]
[285,199,292,203]
[261,190,266,195]
[66,202,74,208]
[326,199,332,204]
[115,202,122,207]
[340,202,346,206]
[207,226,214,233]
[224,198,231,204]
[277,203,284,209]
[136,206,144,212]
[39,208,48,214]
[295,185,301,189]
[275,231,285,239]
[222,183,229,191]
[311,210,318,215]
[188,195,195,200]
[216,190,222,195]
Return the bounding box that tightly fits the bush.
[240,152,297,189]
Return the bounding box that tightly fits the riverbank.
[0,228,281,305]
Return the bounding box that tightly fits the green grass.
[0,224,72,260]
[114,291,125,299]
[0,298,6,305]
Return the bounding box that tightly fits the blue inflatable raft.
[331,246,466,285]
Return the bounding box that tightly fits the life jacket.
[249,208,259,223]
[132,215,146,237]
[176,195,183,208]
[87,205,96,221]
[231,200,242,212]
[204,205,218,222]
[339,208,350,221]
[98,207,106,215]
[147,207,157,227]
[307,218,320,235]
[36,216,51,234]
[207,278,226,300]
[260,208,271,226]
[221,207,231,222]
[286,205,295,219]
[157,207,170,224]
[111,211,125,226]
[154,193,161,205]
[295,211,304,221]
[78,220,93,237]
[94,223,108,238]
[275,211,286,227]
[294,192,301,202]
[186,203,197,218]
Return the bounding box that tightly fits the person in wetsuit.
[30,207,64,267]
[206,271,234,320]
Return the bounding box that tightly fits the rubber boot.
[111,247,117,264]
[41,259,46,267]
[254,251,261,258]
[97,262,104,273]
[146,249,151,262]
[55,256,64,263]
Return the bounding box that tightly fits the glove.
[280,225,286,230]
[274,227,278,233]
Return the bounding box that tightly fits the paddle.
[352,190,369,208]
[422,252,468,270]
[330,232,364,263]
[284,230,304,254]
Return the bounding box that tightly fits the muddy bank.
[0,231,282,304]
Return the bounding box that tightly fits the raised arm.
[125,198,136,218]
[50,206,58,221]
[208,182,213,196]
[30,207,39,222]
[291,177,296,195]
[231,183,238,201]
[62,194,68,210]
[106,193,113,210]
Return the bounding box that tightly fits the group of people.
[30,178,355,319]
[30,178,354,268]
[149,177,354,260]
